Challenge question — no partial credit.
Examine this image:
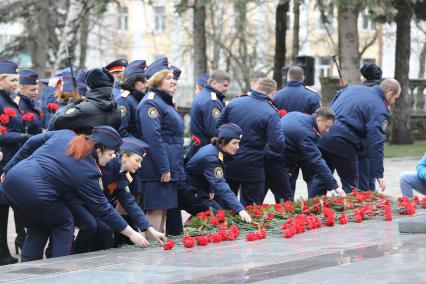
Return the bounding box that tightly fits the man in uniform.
[217,78,285,206]
[195,73,209,93]
[273,65,321,114]
[312,79,401,196]
[280,107,344,198]
[188,70,231,158]
[105,59,128,99]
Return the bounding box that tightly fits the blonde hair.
[147,69,172,89]
[54,84,80,101]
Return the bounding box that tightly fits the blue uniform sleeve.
[203,159,244,213]
[299,137,338,190]
[216,104,229,130]
[366,114,387,178]
[139,101,170,174]
[116,98,132,138]
[309,94,321,114]
[266,113,285,153]
[0,131,25,145]
[115,187,151,231]
[201,101,221,139]
[78,175,128,232]
[3,131,54,173]
[416,153,426,180]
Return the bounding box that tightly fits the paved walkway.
[1,157,423,283]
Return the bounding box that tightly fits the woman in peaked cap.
[1,126,149,262]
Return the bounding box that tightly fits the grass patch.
[384,140,426,158]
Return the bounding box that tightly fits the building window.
[118,6,128,31]
[361,10,375,31]
[318,57,332,77]
[154,6,166,33]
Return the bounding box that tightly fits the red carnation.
[209,217,219,226]
[267,213,275,219]
[182,236,195,248]
[4,107,16,118]
[245,232,258,241]
[211,233,222,243]
[22,112,36,122]
[216,211,225,222]
[339,213,348,225]
[0,125,6,135]
[278,109,287,117]
[0,114,9,124]
[47,103,60,113]
[163,239,175,250]
[195,236,209,246]
[253,209,261,218]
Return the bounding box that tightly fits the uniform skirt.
[140,181,177,210]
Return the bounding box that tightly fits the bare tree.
[292,0,300,63]
[193,0,208,81]
[273,0,290,87]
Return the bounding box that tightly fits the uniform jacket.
[190,85,225,146]
[217,90,285,181]
[136,89,185,181]
[3,130,127,232]
[320,85,390,178]
[280,112,338,190]
[116,90,144,138]
[100,157,151,231]
[273,80,321,114]
[0,89,27,170]
[185,144,244,213]
[15,93,43,135]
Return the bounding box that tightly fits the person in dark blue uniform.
[357,63,384,191]
[179,123,252,222]
[105,59,128,99]
[50,68,122,134]
[313,79,401,195]
[189,70,231,158]
[273,65,321,114]
[16,69,44,135]
[40,77,60,129]
[217,78,285,206]
[73,137,166,252]
[0,60,25,265]
[1,126,151,262]
[76,69,88,98]
[136,58,185,239]
[280,108,345,198]
[117,60,147,138]
[171,65,181,81]
[195,73,209,93]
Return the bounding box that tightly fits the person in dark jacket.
[217,78,285,206]
[1,126,151,262]
[180,123,251,222]
[50,68,122,134]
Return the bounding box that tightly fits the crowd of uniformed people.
[0,56,401,265]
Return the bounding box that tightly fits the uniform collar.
[18,93,33,103]
[205,85,225,101]
[286,80,304,87]
[0,89,19,106]
[131,90,145,101]
[372,85,391,112]
[250,89,272,102]
[153,88,174,106]
[311,114,321,137]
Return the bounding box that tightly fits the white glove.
[332,187,346,197]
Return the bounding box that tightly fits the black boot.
[14,211,26,255]
[0,204,18,266]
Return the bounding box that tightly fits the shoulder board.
[210,92,217,101]
[218,151,224,162]
[121,90,130,98]
[147,92,155,100]
[14,96,20,105]
[305,86,319,93]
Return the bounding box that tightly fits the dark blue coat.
[320,85,390,178]
[0,89,26,171]
[273,80,321,114]
[185,144,244,213]
[190,85,225,146]
[136,89,185,181]
[112,82,122,99]
[280,112,338,190]
[116,90,144,138]
[3,130,128,232]
[217,90,285,181]
[15,93,44,135]
[100,157,150,231]
[40,86,58,128]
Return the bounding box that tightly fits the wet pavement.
[2,157,425,283]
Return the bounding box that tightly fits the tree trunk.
[337,4,360,84]
[418,41,426,79]
[78,10,90,70]
[29,0,50,78]
[54,0,91,70]
[390,0,413,144]
[292,0,300,63]
[273,1,289,88]
[193,0,207,84]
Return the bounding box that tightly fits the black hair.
[122,73,147,92]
